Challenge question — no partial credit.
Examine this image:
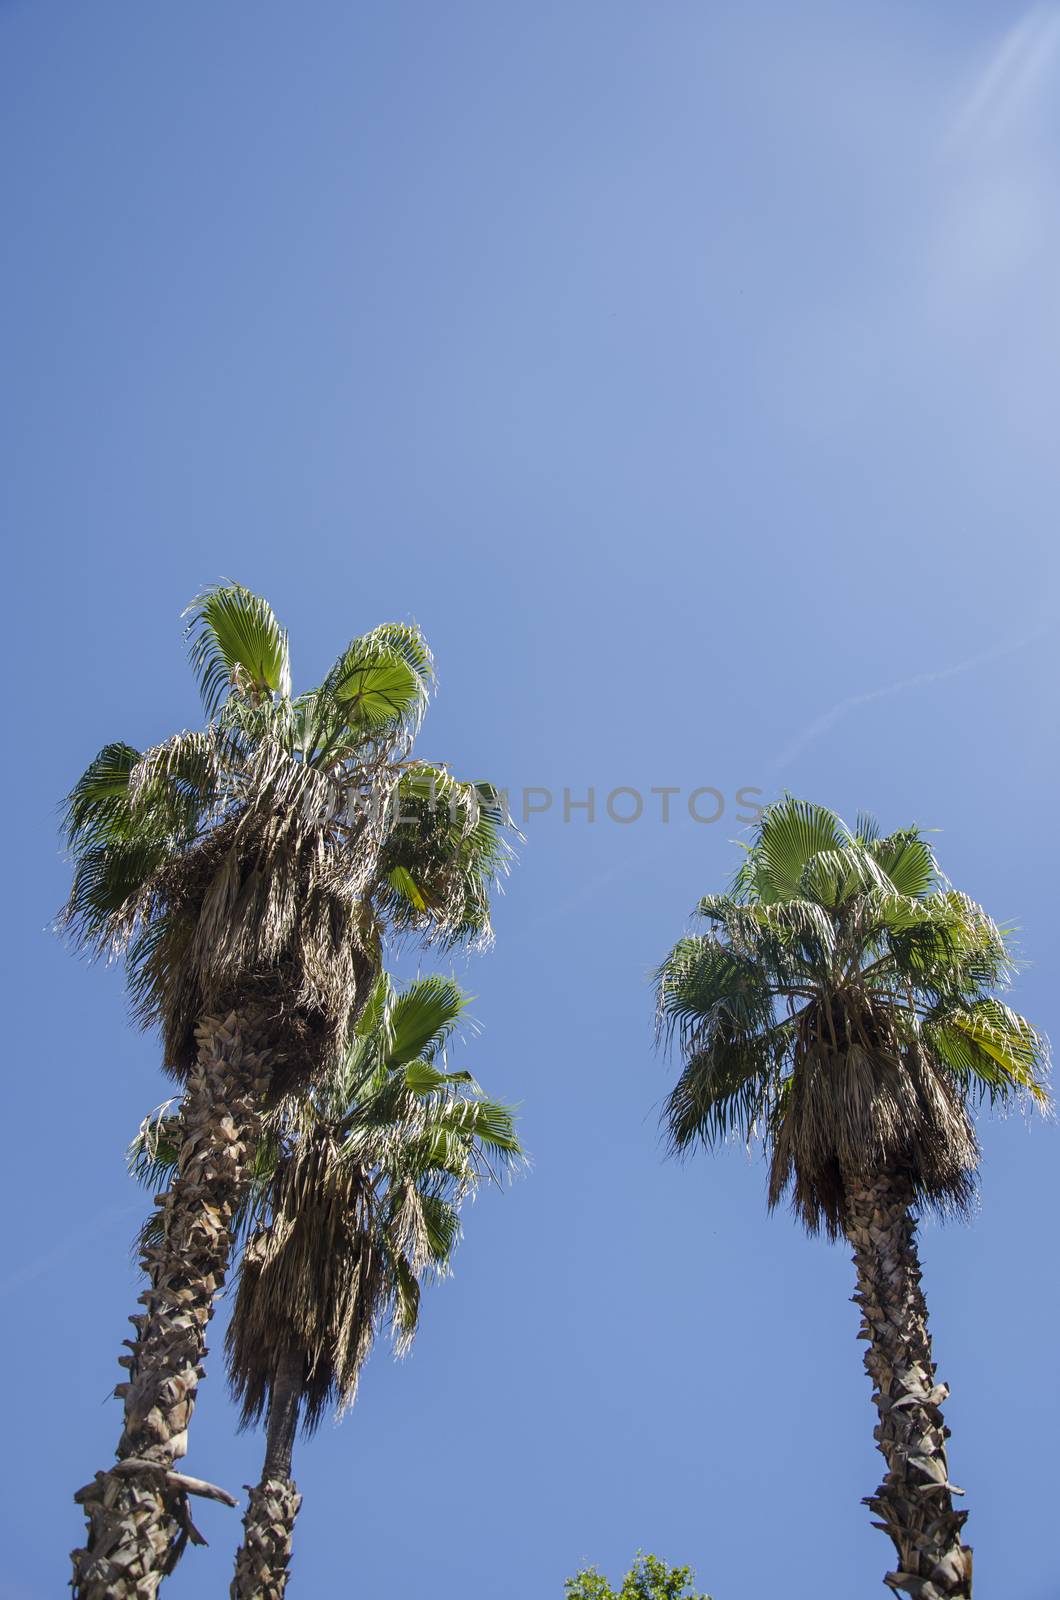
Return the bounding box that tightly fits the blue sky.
[2,2,1058,1596]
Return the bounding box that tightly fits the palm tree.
[221,973,520,1599]
[656,799,1049,1599]
[63,585,509,1598]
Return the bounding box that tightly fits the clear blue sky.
[3,3,1058,1596]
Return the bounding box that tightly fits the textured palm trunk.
[845,1170,972,1599]
[72,1009,274,1599]
[231,1350,304,1600]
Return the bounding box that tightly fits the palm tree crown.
[222,970,521,1431]
[657,798,1049,1235]
[63,584,510,1085]
[135,970,520,1599]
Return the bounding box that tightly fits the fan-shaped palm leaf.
[186,584,292,719]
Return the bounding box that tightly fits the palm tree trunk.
[844,1170,973,1598]
[71,1009,274,1599]
[231,1350,304,1600]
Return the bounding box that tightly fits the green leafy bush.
[565,1553,712,1600]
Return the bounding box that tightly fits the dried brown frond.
[768,995,979,1237]
[225,1131,386,1431]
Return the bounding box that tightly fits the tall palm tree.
[656,799,1049,1599]
[63,585,509,1598]
[221,972,520,1599]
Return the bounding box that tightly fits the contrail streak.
[770,626,1050,775]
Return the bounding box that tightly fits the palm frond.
[185,583,292,719]
[660,795,1051,1234]
[665,1027,785,1153]
[797,845,892,910]
[377,768,512,947]
[926,999,1049,1106]
[321,622,432,741]
[657,934,779,1049]
[127,1101,182,1190]
[63,742,141,845]
[735,797,843,903]
[220,972,522,1437]
[868,828,937,897]
[387,975,469,1064]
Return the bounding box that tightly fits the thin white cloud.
[770,627,1051,775]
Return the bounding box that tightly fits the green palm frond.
[62,737,207,949]
[390,1254,421,1352]
[657,934,780,1045]
[63,742,142,844]
[387,975,468,1064]
[735,797,843,903]
[876,891,1012,999]
[185,583,291,719]
[926,1000,1049,1105]
[868,829,936,897]
[399,1060,477,1094]
[853,811,882,844]
[378,768,511,946]
[665,1025,786,1152]
[64,839,174,951]
[419,1193,461,1262]
[323,621,432,739]
[798,845,891,909]
[659,796,1050,1234]
[694,894,837,974]
[213,970,521,1435]
[415,1095,520,1164]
